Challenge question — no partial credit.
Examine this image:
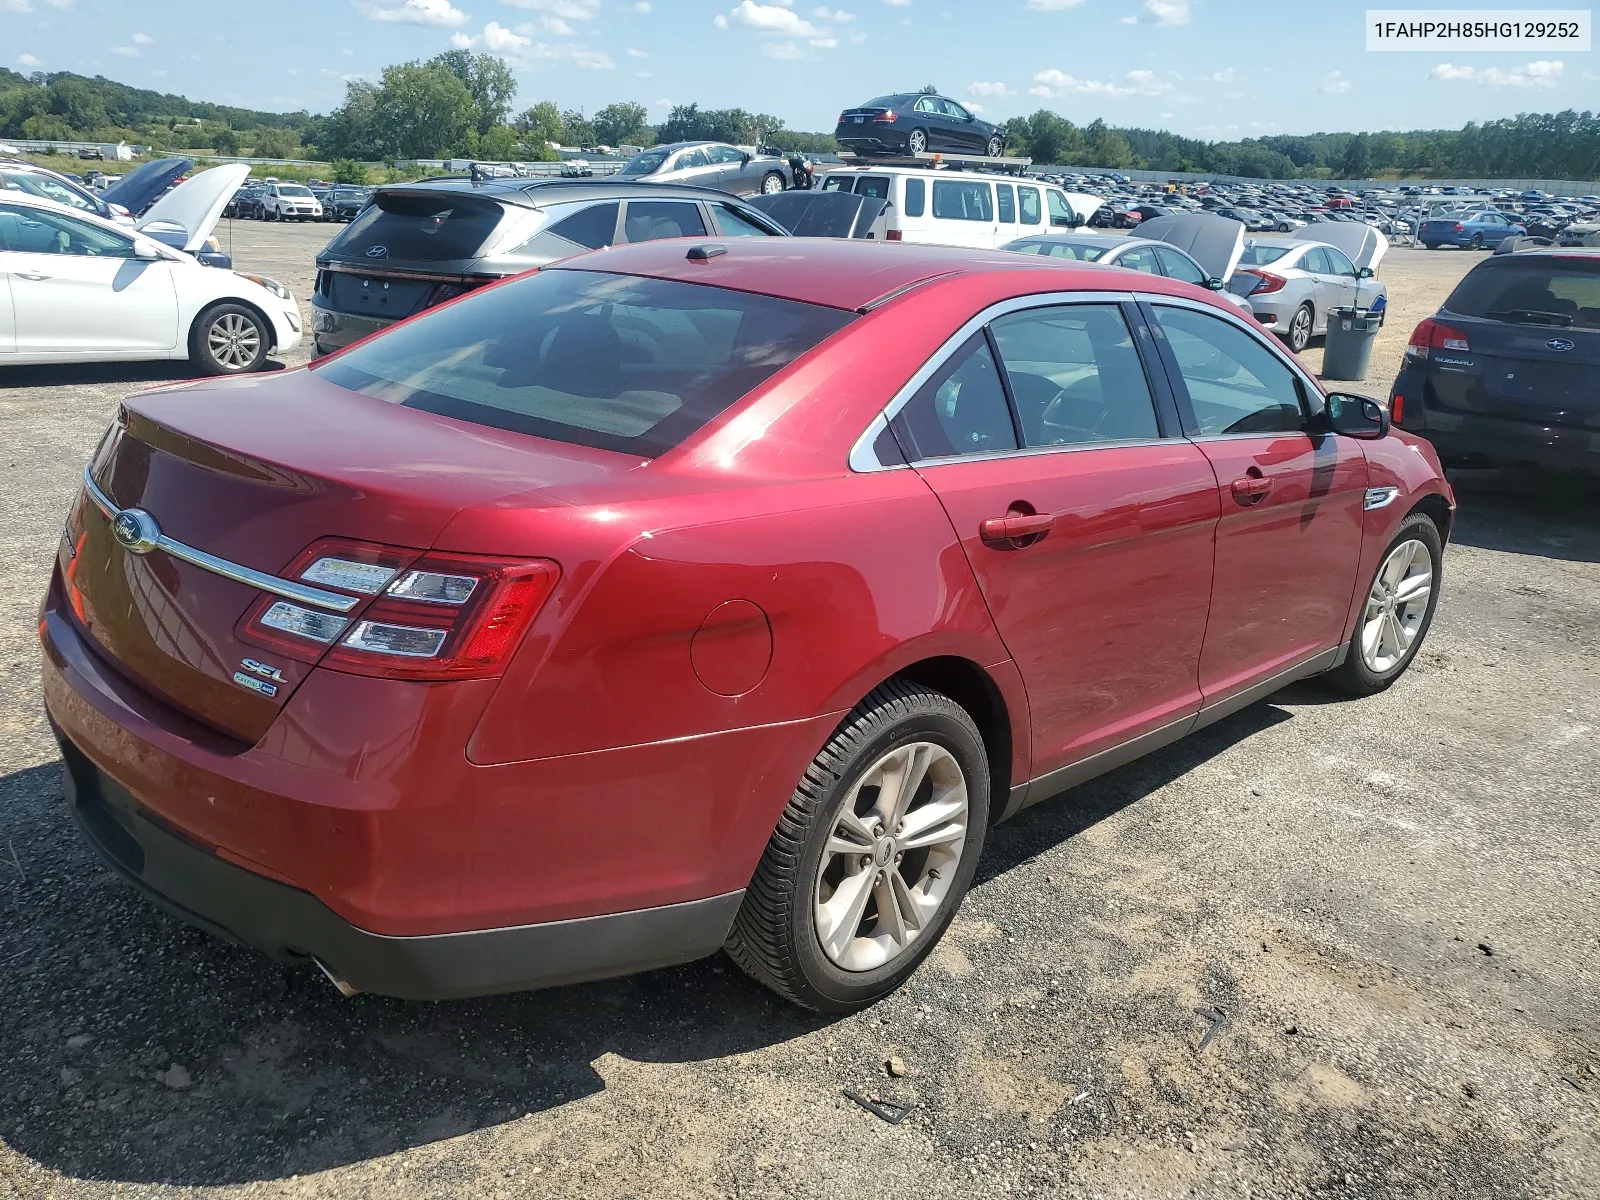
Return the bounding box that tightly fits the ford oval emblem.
[365,245,388,259]
[1545,337,1575,352]
[110,508,161,555]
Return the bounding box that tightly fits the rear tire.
[726,680,990,1012]
[1284,302,1314,353]
[190,303,269,375]
[906,128,928,156]
[1470,233,1484,250]
[1324,512,1443,696]
[759,171,786,195]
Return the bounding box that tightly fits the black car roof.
[371,177,758,208]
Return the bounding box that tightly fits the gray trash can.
[1322,307,1382,381]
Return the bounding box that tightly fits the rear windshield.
[619,149,670,177]
[1444,258,1600,330]
[1238,243,1291,266]
[312,269,856,456]
[324,191,505,262]
[1004,239,1105,261]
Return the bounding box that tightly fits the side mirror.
[1204,277,1225,291]
[132,239,163,260]
[1325,392,1389,440]
[741,152,752,164]
[1358,266,1375,278]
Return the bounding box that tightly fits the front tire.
[1284,302,1314,353]
[759,171,786,195]
[726,680,990,1012]
[1324,512,1443,696]
[986,134,1005,158]
[190,303,269,375]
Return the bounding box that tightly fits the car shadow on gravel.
[1,701,1304,1188]
[0,761,828,1187]
[0,361,289,390]
[1446,468,1600,563]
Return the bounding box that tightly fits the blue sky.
[4,0,1596,138]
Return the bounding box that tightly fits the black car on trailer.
[834,93,1006,159]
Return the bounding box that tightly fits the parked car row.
[224,179,372,222]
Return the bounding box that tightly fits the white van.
[815,166,1100,249]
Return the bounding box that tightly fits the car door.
[940,99,983,152]
[668,147,717,189]
[1321,245,1362,308]
[1294,246,1343,326]
[1144,301,1367,704]
[0,268,13,353]
[706,144,750,194]
[1,202,177,354]
[886,300,1220,779]
[1152,245,1210,288]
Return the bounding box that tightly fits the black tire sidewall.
[1288,304,1313,352]
[789,707,990,1011]
[1342,513,1444,691]
[191,303,268,375]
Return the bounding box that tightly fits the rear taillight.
[1406,317,1469,360]
[240,538,558,680]
[1390,393,1405,424]
[1237,269,1286,295]
[873,111,898,123]
[1452,223,1465,232]
[886,228,903,240]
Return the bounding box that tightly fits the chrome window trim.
[81,467,361,614]
[901,435,1173,471]
[847,289,1141,473]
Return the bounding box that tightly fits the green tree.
[560,108,596,146]
[47,76,107,131]
[319,80,381,160]
[330,158,368,184]
[427,49,517,137]
[476,124,519,160]
[513,100,564,147]
[212,126,240,155]
[251,127,300,159]
[371,62,476,158]
[1338,132,1372,179]
[1084,119,1133,169]
[593,101,648,147]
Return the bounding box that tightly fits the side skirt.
[998,644,1346,822]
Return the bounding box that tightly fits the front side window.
[989,305,1159,447]
[1298,247,1331,274]
[313,269,854,457]
[996,184,1015,223]
[1046,190,1074,227]
[0,202,134,257]
[1324,246,1357,276]
[708,145,744,165]
[889,333,1017,460]
[1154,246,1207,285]
[1017,186,1042,225]
[903,177,925,218]
[932,180,993,222]
[623,200,707,242]
[1152,306,1306,436]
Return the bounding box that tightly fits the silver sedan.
[1002,233,1257,315]
[1226,236,1387,352]
[616,142,793,197]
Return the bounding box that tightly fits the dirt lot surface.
[1,225,1597,1199]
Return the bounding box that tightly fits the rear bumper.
[836,131,911,155]
[1391,367,1600,473]
[59,735,742,1000]
[308,300,392,356]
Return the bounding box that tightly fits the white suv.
[262,183,323,222]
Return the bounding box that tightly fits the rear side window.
[624,201,707,242]
[326,191,504,261]
[547,202,619,250]
[1018,187,1042,225]
[903,178,926,218]
[712,204,775,237]
[312,270,855,457]
[989,304,1160,447]
[890,333,1017,460]
[996,184,1015,223]
[1444,259,1600,330]
[933,180,993,222]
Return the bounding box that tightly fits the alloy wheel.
[987,135,1004,158]
[761,172,785,194]
[813,742,969,972]
[1359,538,1433,673]
[1288,305,1312,351]
[207,313,262,370]
[908,129,927,156]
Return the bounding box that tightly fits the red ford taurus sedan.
[41,239,1454,1012]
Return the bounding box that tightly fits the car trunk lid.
[63,372,641,743]
[1426,316,1600,429]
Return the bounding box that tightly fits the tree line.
[2,65,1596,182]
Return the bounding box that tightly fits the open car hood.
[100,158,192,217]
[1294,220,1388,271]
[1134,212,1245,281]
[746,190,885,238]
[137,164,250,253]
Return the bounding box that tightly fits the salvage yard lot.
[1,224,1596,1199]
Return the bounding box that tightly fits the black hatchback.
[1390,248,1600,473]
[309,178,787,357]
[834,93,1005,159]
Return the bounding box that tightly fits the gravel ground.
[1,224,1596,1200]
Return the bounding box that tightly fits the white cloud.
[1026,0,1087,9]
[452,19,614,66]
[1430,59,1563,88]
[538,15,574,33]
[1121,0,1188,25]
[626,46,649,56]
[501,0,599,17]
[814,5,854,19]
[1205,67,1236,83]
[131,31,153,44]
[46,0,74,8]
[354,0,469,27]
[761,39,805,58]
[726,1,818,35]
[965,100,983,113]
[809,34,837,47]
[111,44,140,58]
[1319,70,1350,94]
[18,52,41,65]
[968,80,1009,96]
[630,1,651,9]
[882,0,910,6]
[483,20,534,52]
[1031,67,1171,97]
[0,0,33,12]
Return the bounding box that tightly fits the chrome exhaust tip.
[315,958,360,998]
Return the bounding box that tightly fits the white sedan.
[0,169,301,374]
